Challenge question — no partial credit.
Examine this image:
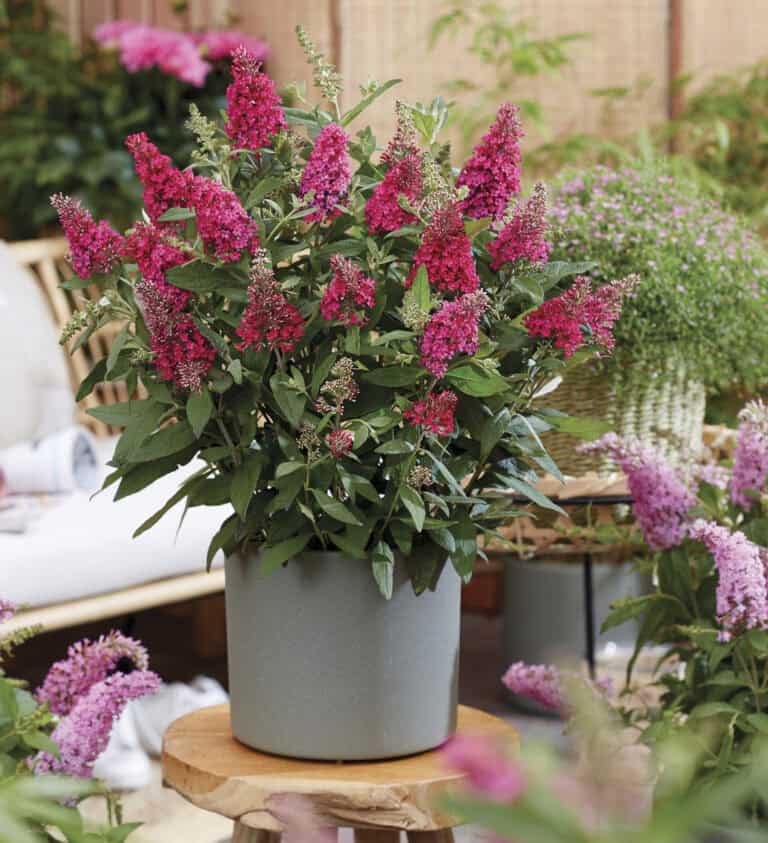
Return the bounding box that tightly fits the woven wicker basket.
[541,358,707,476]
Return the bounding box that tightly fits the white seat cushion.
[0,242,74,448]
[2,438,229,607]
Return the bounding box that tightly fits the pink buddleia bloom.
[524,275,638,357]
[136,280,217,391]
[502,661,564,711]
[123,222,191,310]
[690,520,768,639]
[119,25,210,86]
[732,399,768,510]
[325,428,354,459]
[579,433,697,551]
[125,132,192,221]
[457,103,523,220]
[406,202,480,296]
[35,670,160,779]
[442,734,525,802]
[92,19,142,46]
[300,124,351,223]
[225,46,286,152]
[320,255,376,326]
[188,175,260,262]
[236,253,304,353]
[196,30,271,63]
[50,194,124,279]
[419,291,488,378]
[403,390,458,437]
[0,599,16,624]
[488,182,550,269]
[365,153,423,234]
[37,632,149,718]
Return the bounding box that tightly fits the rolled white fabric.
[0,427,100,494]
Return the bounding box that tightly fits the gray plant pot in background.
[503,556,647,711]
[225,551,461,761]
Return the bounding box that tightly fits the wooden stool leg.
[232,823,282,843]
[355,831,400,843]
[406,832,455,843]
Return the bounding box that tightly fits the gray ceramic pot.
[225,551,461,760]
[503,556,648,711]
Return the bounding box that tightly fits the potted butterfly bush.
[52,28,633,760]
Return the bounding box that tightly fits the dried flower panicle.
[408,465,434,490]
[315,357,358,416]
[381,101,420,168]
[297,424,321,462]
[326,428,354,459]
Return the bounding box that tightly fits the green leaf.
[115,454,193,500]
[448,517,477,578]
[399,486,426,532]
[464,217,492,238]
[157,206,195,222]
[361,366,425,387]
[747,713,768,735]
[446,364,510,397]
[131,421,196,462]
[228,359,244,384]
[501,475,564,514]
[311,490,363,526]
[133,475,203,538]
[410,264,431,311]
[106,325,130,375]
[87,399,155,427]
[260,533,313,575]
[206,514,239,571]
[231,456,263,520]
[76,358,107,401]
[22,730,60,755]
[372,541,395,599]
[165,261,232,293]
[186,388,214,438]
[375,439,414,455]
[689,701,739,720]
[341,78,401,126]
[270,372,307,428]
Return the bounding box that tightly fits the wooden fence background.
[47,0,768,152]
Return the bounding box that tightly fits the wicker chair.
[3,238,225,643]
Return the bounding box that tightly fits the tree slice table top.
[162,704,518,835]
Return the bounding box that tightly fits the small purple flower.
[0,599,16,624]
[732,399,768,510]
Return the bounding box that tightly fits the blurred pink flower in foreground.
[442,734,525,801]
[195,30,270,62]
[266,793,337,843]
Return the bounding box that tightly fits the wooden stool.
[162,704,518,843]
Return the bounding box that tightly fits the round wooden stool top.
[162,704,518,835]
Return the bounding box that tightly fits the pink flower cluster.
[690,520,768,639]
[457,103,523,220]
[125,132,190,221]
[419,291,488,378]
[225,47,286,152]
[94,20,210,86]
[300,124,351,223]
[403,390,458,437]
[36,670,160,779]
[502,661,563,711]
[365,153,422,233]
[441,734,525,802]
[0,598,16,624]
[732,399,768,510]
[326,428,354,459]
[33,631,159,780]
[37,631,149,717]
[236,262,304,353]
[194,30,270,63]
[137,279,216,391]
[488,182,550,269]
[124,222,190,305]
[407,202,479,296]
[524,275,637,357]
[50,194,124,279]
[126,133,259,262]
[580,433,697,551]
[320,255,376,327]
